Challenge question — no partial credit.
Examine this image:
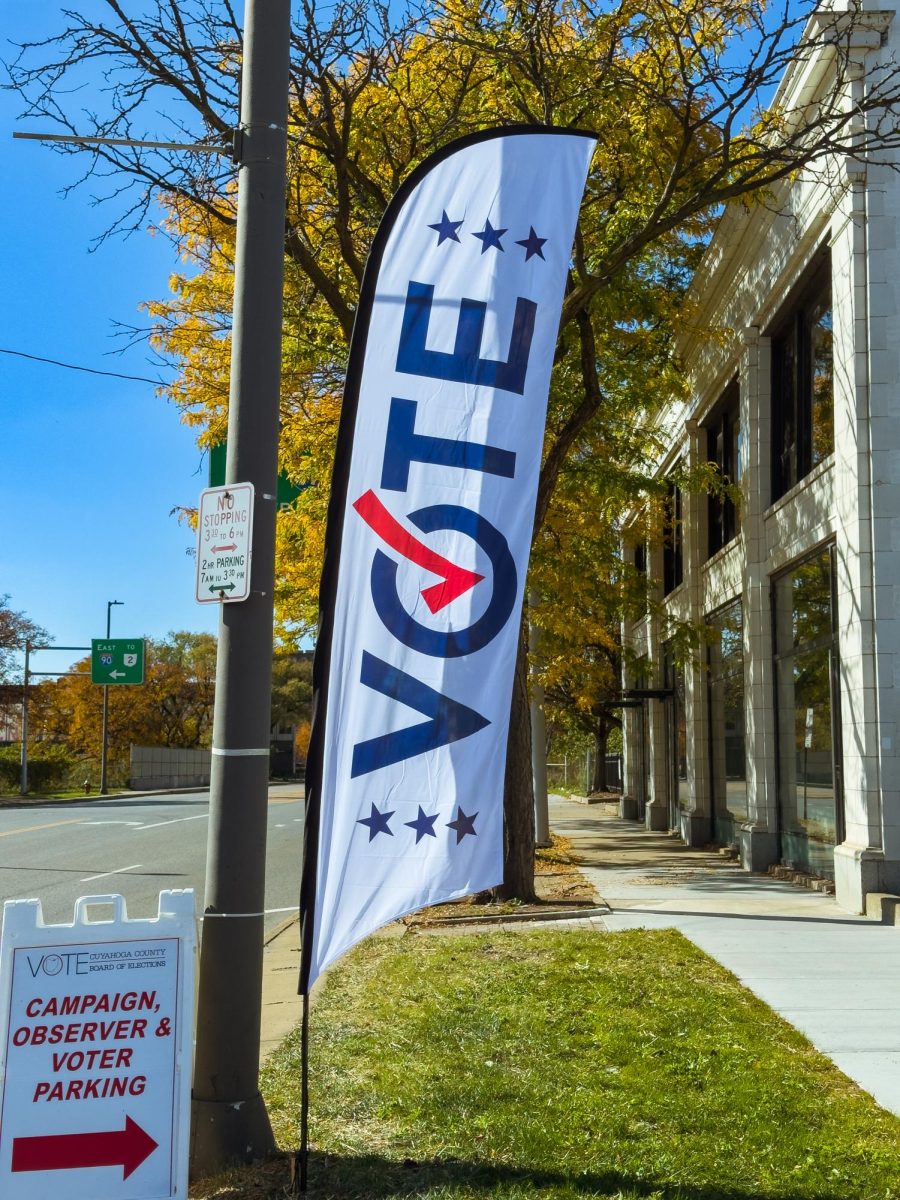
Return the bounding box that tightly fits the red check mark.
[353,490,484,613]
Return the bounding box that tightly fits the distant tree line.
[0,610,312,793]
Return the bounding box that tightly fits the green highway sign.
[91,638,145,685]
[209,441,307,507]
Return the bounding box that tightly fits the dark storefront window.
[771,257,833,501]
[707,382,742,557]
[707,600,747,844]
[773,546,842,877]
[662,643,688,825]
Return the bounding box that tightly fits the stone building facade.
[620,3,900,913]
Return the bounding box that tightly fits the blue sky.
[1,3,220,677]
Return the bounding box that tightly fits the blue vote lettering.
[370,503,517,658]
[397,281,536,395]
[381,397,516,492]
[351,651,490,777]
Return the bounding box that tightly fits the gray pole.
[529,592,551,847]
[99,684,109,792]
[190,0,291,1176]
[531,681,550,845]
[19,641,30,796]
[99,600,123,795]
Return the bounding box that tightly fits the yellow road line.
[0,817,84,839]
[269,794,304,806]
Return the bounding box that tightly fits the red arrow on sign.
[212,543,238,552]
[11,1115,158,1179]
[352,489,484,613]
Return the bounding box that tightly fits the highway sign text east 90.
[91,640,145,686]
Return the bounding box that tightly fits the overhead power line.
[0,347,166,386]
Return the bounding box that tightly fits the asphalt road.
[0,786,304,935]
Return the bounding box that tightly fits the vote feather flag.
[300,127,596,993]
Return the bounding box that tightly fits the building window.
[771,257,833,500]
[634,541,646,575]
[662,480,683,595]
[706,381,741,557]
[707,599,746,844]
[773,545,842,878]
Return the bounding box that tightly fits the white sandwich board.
[0,891,195,1200]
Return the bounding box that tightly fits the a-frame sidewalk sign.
[0,891,195,1200]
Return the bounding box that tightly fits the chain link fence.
[546,751,622,796]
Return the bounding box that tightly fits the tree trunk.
[497,625,537,901]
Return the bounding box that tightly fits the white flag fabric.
[300,128,596,992]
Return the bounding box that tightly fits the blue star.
[404,805,439,843]
[357,803,395,841]
[428,210,463,245]
[515,226,547,261]
[447,806,478,844]
[472,219,507,254]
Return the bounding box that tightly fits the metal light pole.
[190,0,291,1176]
[99,600,123,795]
[19,641,31,796]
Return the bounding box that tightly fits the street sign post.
[91,639,145,685]
[0,891,195,1200]
[195,482,254,604]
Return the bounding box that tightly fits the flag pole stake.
[299,990,310,1192]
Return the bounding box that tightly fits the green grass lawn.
[247,927,900,1199]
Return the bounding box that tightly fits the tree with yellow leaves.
[35,632,217,778]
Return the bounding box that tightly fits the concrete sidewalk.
[551,794,900,1117]
[255,785,306,1061]
[260,915,302,1061]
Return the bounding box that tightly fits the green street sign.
[91,638,145,685]
[209,441,307,507]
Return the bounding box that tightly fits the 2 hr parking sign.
[195,482,254,603]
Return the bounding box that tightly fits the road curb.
[0,782,304,808]
[407,903,611,928]
[264,913,300,946]
[0,786,210,808]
